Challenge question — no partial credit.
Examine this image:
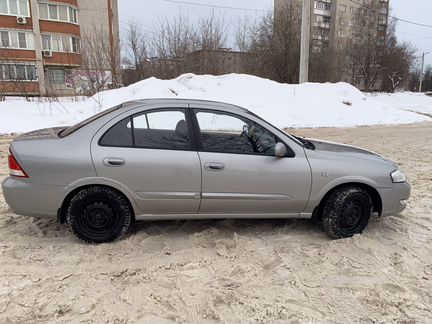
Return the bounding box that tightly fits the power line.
[163,0,271,13]
[349,0,432,29]
[398,31,432,39]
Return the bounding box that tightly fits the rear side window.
[99,109,192,150]
[99,118,132,147]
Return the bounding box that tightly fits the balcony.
[313,22,331,29]
[313,35,329,41]
[314,9,331,16]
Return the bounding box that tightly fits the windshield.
[59,105,122,137]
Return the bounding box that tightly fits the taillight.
[8,149,29,178]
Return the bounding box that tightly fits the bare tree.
[123,21,151,84]
[381,20,416,92]
[188,12,230,75]
[79,23,122,95]
[197,12,228,51]
[245,2,301,84]
[419,65,432,92]
[122,11,232,82]
[234,17,255,52]
[309,45,347,83]
[346,1,387,91]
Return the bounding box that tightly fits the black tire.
[322,186,372,239]
[66,186,132,243]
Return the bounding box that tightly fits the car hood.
[305,138,398,166]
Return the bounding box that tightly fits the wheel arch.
[312,182,383,222]
[58,184,136,224]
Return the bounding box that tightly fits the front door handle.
[103,158,125,167]
[204,162,225,171]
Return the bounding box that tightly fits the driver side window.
[195,111,278,156]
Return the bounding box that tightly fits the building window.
[48,4,58,20]
[0,64,37,81]
[47,69,65,85]
[340,4,346,12]
[69,7,77,23]
[41,34,80,53]
[18,32,26,48]
[42,34,50,50]
[71,37,80,53]
[0,30,34,50]
[315,2,331,11]
[0,31,9,47]
[0,0,29,17]
[38,2,79,24]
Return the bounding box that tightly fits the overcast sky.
[118,0,432,67]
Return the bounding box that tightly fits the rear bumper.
[379,182,411,217]
[2,177,62,219]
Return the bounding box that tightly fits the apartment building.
[0,0,120,96]
[274,0,390,52]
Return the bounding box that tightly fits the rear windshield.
[59,105,122,137]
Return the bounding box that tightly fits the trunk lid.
[14,127,67,142]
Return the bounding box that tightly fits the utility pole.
[299,0,311,84]
[419,52,428,93]
[29,0,46,96]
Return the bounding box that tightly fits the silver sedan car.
[2,99,410,243]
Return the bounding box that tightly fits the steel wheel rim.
[78,201,119,239]
[339,199,366,234]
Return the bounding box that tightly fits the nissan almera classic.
[2,99,410,243]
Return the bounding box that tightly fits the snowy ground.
[0,123,431,323]
[1,74,432,134]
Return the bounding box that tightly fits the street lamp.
[419,52,429,93]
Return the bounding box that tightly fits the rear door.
[91,105,202,215]
[191,107,311,216]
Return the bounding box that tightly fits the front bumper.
[2,176,62,219]
[379,182,411,217]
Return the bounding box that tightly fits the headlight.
[391,169,406,183]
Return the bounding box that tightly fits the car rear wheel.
[66,186,132,243]
[322,186,372,239]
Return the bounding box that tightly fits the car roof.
[120,98,249,114]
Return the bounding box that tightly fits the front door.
[91,107,202,215]
[192,108,311,216]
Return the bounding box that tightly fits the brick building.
[275,0,389,53]
[0,0,120,96]
[275,0,390,89]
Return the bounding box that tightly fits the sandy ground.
[0,123,431,324]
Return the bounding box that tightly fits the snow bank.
[0,74,431,134]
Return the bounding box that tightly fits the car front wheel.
[66,186,132,243]
[322,186,372,239]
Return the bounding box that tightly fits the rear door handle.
[204,162,225,171]
[103,158,125,167]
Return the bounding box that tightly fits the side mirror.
[275,142,287,157]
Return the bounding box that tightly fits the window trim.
[0,29,35,50]
[59,104,123,138]
[41,33,80,53]
[0,63,38,82]
[38,2,79,25]
[98,108,198,152]
[0,0,30,17]
[191,108,295,158]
